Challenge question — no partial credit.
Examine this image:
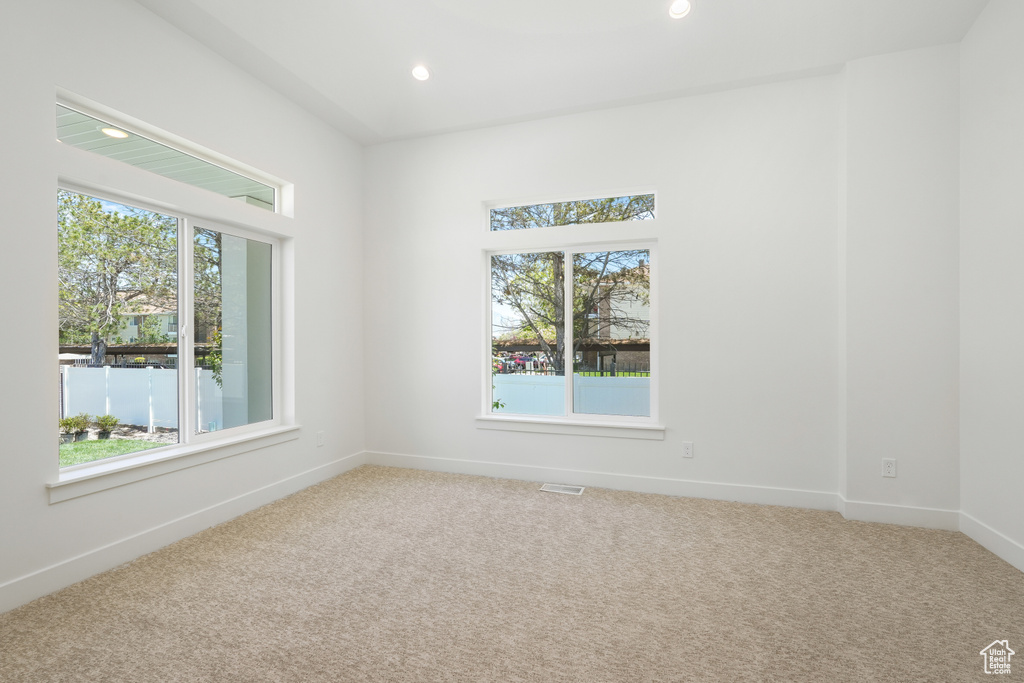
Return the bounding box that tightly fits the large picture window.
[57,189,277,469]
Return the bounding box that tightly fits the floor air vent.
[540,483,585,495]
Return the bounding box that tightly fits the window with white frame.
[56,102,283,471]
[486,195,656,423]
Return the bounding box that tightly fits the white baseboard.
[365,450,838,511]
[836,495,960,530]
[0,452,366,615]
[960,512,1024,574]
[369,451,976,535]
[368,455,1020,572]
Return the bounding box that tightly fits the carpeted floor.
[1,465,1021,682]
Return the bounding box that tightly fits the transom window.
[489,193,654,231]
[57,104,277,212]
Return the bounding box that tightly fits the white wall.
[363,45,972,537]
[364,75,842,504]
[960,0,1024,569]
[841,45,961,523]
[0,0,365,612]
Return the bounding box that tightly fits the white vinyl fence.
[60,366,224,432]
[493,374,650,417]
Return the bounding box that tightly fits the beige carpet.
[1,465,1021,682]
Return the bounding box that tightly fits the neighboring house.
[59,300,189,366]
[586,286,649,341]
[583,262,650,341]
[581,265,650,372]
[115,306,178,344]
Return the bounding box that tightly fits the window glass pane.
[490,194,654,231]
[194,228,273,433]
[57,105,275,211]
[490,252,565,416]
[572,250,651,417]
[58,191,179,467]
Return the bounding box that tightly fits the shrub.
[68,413,91,434]
[94,414,119,432]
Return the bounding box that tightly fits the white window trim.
[480,225,663,439]
[53,110,295,500]
[48,425,301,503]
[475,415,664,440]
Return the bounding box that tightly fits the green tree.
[192,228,225,388]
[208,327,224,388]
[489,194,654,231]
[193,228,223,345]
[490,196,652,374]
[58,191,177,365]
[136,314,173,344]
[492,251,565,370]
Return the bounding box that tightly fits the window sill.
[475,415,665,440]
[48,425,301,504]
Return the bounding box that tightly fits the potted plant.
[58,417,76,444]
[94,414,119,439]
[69,413,91,442]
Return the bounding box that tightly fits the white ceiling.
[135,0,989,145]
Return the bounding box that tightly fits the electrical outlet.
[316,430,325,447]
[882,458,896,478]
[682,441,694,458]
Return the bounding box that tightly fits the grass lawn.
[59,439,165,468]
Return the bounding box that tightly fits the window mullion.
[271,240,284,424]
[564,249,574,416]
[485,253,495,415]
[178,218,195,443]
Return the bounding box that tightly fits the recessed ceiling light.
[100,127,129,139]
[411,65,430,81]
[669,0,691,19]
